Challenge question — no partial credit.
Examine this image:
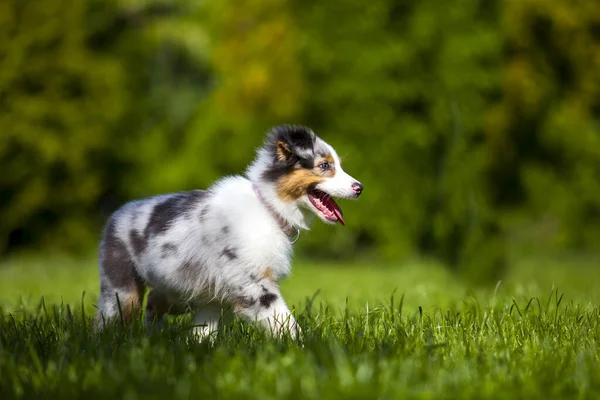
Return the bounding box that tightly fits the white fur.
[95,127,361,341]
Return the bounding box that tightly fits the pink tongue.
[333,208,345,226]
[314,191,346,226]
[322,194,345,226]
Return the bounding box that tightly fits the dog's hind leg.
[146,291,221,340]
[95,220,145,329]
[145,289,186,326]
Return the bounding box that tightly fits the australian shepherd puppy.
[95,125,363,339]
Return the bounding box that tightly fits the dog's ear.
[276,141,293,161]
[287,127,315,151]
[268,125,316,163]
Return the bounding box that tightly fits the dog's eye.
[318,161,330,170]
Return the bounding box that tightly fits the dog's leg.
[145,289,186,327]
[95,256,144,329]
[96,280,144,329]
[95,231,145,329]
[232,279,300,339]
[191,303,222,341]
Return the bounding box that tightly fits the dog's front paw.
[287,319,302,340]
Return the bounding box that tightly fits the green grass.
[1,256,600,399]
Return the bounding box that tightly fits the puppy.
[95,125,363,338]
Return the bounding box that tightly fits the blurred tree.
[0,0,127,253]
[2,0,598,282]
[96,0,213,198]
[0,0,211,255]
[286,0,505,280]
[172,0,306,189]
[486,0,600,253]
[164,0,507,280]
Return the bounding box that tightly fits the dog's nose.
[352,182,363,196]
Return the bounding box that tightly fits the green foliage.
[169,0,508,280]
[1,0,599,280]
[0,0,127,252]
[289,0,505,279]
[485,0,600,252]
[0,0,211,253]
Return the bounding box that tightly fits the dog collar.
[252,184,301,244]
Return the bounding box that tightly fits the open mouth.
[307,189,345,225]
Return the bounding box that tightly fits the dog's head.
[248,125,363,226]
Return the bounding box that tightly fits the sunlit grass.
[1,256,600,398]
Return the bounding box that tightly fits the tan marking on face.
[276,168,325,202]
[317,155,336,178]
[276,141,292,161]
[322,155,335,165]
[275,155,341,202]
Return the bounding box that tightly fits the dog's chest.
[233,228,293,279]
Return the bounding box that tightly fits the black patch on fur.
[222,225,230,235]
[161,243,178,258]
[178,260,198,281]
[199,206,210,223]
[100,278,110,294]
[146,269,159,285]
[261,125,316,182]
[102,219,141,290]
[129,230,147,256]
[297,157,315,169]
[145,197,183,237]
[237,296,257,308]
[183,190,209,210]
[221,246,237,260]
[146,190,208,238]
[259,292,278,308]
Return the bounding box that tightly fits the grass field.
[1,256,600,399]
